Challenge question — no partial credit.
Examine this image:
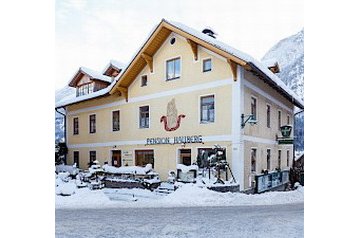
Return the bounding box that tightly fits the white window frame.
[266,103,271,128]
[140,74,148,87]
[202,57,213,73]
[198,93,216,124]
[278,109,282,130]
[266,148,271,171]
[89,113,96,134]
[164,56,182,81]
[250,95,258,121]
[250,147,258,174]
[138,105,150,129]
[111,109,120,132]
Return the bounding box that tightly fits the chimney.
[202,27,217,38]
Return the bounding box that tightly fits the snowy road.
[56,203,303,238]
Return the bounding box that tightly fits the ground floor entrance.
[178,149,191,166]
[111,150,121,167]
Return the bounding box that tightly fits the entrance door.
[111,150,121,167]
[179,149,191,166]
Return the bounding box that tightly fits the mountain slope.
[262,29,304,152]
[55,86,75,142]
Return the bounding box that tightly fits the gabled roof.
[58,19,304,109]
[110,19,303,109]
[68,66,112,87]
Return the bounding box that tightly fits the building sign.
[146,135,203,145]
[160,98,186,131]
[280,125,292,138]
[278,125,293,144]
[122,150,133,165]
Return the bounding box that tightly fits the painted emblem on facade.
[160,98,185,131]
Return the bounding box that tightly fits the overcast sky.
[55,0,303,89]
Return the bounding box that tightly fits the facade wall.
[242,70,294,190]
[66,32,234,181]
[64,32,297,190]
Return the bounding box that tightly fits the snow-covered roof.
[57,19,304,109]
[56,66,125,108]
[102,60,126,74]
[164,20,303,108]
[56,79,117,108]
[79,67,112,83]
[110,60,125,70]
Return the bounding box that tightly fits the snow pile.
[56,186,113,209]
[56,164,79,176]
[102,164,152,175]
[56,181,77,196]
[176,164,198,173]
[56,182,304,209]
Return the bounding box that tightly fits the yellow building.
[55,19,304,191]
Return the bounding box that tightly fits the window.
[73,151,79,168]
[278,150,282,169]
[251,148,257,173]
[170,37,176,45]
[278,110,282,129]
[135,150,154,168]
[141,75,148,87]
[197,148,216,168]
[112,110,120,131]
[266,105,271,128]
[166,57,180,80]
[89,151,96,163]
[287,115,290,125]
[203,59,212,72]
[88,83,94,93]
[251,97,257,120]
[267,149,271,170]
[76,83,94,97]
[73,117,79,135]
[287,150,290,167]
[89,114,96,133]
[139,106,149,128]
[200,95,215,123]
[179,149,191,166]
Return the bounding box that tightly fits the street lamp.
[241,114,257,128]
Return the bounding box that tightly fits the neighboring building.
[55,19,303,191]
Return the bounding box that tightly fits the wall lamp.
[241,114,257,128]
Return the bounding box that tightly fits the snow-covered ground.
[56,181,304,209]
[56,203,304,238]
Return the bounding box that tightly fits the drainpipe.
[55,107,67,164]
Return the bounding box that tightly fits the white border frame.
[201,57,213,73]
[250,147,258,174]
[176,146,194,165]
[110,109,121,133]
[88,113,97,134]
[266,148,272,171]
[138,104,151,129]
[250,95,259,122]
[198,93,216,124]
[266,103,272,129]
[110,149,122,167]
[72,116,79,136]
[164,55,182,82]
[277,109,282,130]
[133,148,156,168]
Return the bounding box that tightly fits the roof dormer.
[68,67,112,97]
[103,60,125,77]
